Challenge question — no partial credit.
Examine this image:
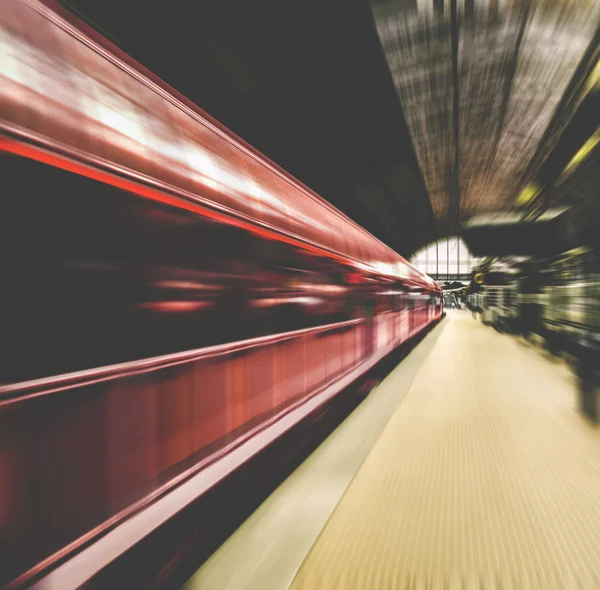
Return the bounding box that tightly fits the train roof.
[0,0,439,293]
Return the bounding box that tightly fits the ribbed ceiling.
[372,0,600,231]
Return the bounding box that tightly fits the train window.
[0,153,355,384]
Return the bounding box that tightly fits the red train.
[0,0,441,586]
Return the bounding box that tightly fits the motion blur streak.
[0,0,441,587]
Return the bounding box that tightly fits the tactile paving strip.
[290,312,600,590]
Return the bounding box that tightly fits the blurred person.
[576,331,600,422]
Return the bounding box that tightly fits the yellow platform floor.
[187,311,600,590]
[291,312,600,589]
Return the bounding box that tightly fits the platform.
[186,311,600,590]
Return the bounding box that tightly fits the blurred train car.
[538,248,600,418]
[0,0,441,586]
[539,248,600,356]
[474,251,600,354]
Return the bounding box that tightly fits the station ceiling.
[61,0,599,257]
[372,0,600,232]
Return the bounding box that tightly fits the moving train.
[0,0,441,586]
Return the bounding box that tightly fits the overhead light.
[516,184,541,207]
[564,129,600,175]
[584,57,600,95]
